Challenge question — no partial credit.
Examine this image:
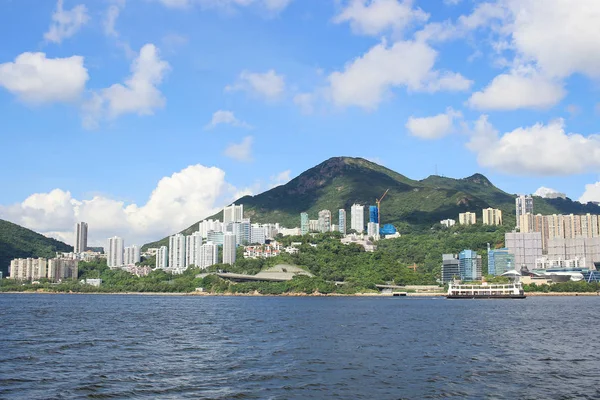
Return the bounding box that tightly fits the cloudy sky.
[1,0,600,247]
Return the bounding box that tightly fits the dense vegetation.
[144,156,600,250]
[0,219,72,277]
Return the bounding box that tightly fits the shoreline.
[1,291,598,297]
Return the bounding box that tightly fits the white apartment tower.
[223,204,244,224]
[169,233,187,271]
[199,241,218,269]
[185,232,203,268]
[107,236,124,268]
[156,246,168,269]
[223,232,237,265]
[516,195,534,229]
[124,245,140,266]
[351,204,365,233]
[74,222,88,253]
[338,209,347,236]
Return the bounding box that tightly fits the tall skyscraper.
[107,236,124,268]
[74,222,88,253]
[516,195,533,229]
[338,209,347,235]
[169,233,186,271]
[199,241,218,269]
[351,204,364,233]
[318,210,332,233]
[223,232,237,265]
[223,204,244,224]
[459,249,482,281]
[156,246,168,269]
[369,206,379,224]
[124,245,140,266]
[300,212,309,235]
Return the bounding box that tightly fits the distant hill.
[0,219,73,277]
[143,157,600,249]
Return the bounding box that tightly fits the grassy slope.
[143,157,600,249]
[0,219,73,276]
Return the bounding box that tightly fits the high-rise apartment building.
[124,245,140,266]
[232,219,251,246]
[198,219,223,238]
[199,241,218,269]
[369,206,379,224]
[351,204,365,233]
[338,209,347,236]
[505,232,543,271]
[156,246,168,269]
[516,195,534,229]
[185,232,202,267]
[367,222,380,240]
[487,246,514,276]
[223,204,244,224]
[482,208,503,225]
[300,212,309,235]
[309,220,320,232]
[223,232,237,265]
[459,212,477,225]
[169,233,186,271]
[318,210,332,233]
[459,249,482,281]
[74,222,88,253]
[250,224,266,244]
[107,236,124,268]
[207,231,224,246]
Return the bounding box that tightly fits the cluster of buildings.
[8,257,78,281]
[441,208,503,227]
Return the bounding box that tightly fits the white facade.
[198,219,223,239]
[251,224,266,244]
[351,204,365,233]
[156,246,168,269]
[223,204,244,224]
[516,195,534,229]
[74,222,88,254]
[169,233,186,271]
[124,245,140,266]
[440,219,456,228]
[107,236,124,268]
[223,232,237,265]
[367,222,380,240]
[338,209,347,235]
[199,241,218,269]
[185,232,202,267]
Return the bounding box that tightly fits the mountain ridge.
[142,156,600,250]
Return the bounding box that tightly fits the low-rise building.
[440,219,456,228]
[441,254,460,283]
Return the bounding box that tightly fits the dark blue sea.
[1,294,599,399]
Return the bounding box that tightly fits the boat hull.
[446,295,526,299]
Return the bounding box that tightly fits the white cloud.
[467,117,600,175]
[44,0,89,44]
[104,1,125,37]
[293,93,314,114]
[0,52,88,104]
[580,182,600,204]
[224,136,254,162]
[157,0,292,12]
[468,69,565,110]
[333,0,428,36]
[205,110,252,129]
[406,108,462,139]
[270,170,291,188]
[226,69,285,101]
[82,43,169,128]
[534,187,566,199]
[0,165,241,246]
[326,39,471,109]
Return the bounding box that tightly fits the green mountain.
[0,219,73,277]
[143,156,600,249]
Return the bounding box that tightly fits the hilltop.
[0,219,73,277]
[143,157,600,249]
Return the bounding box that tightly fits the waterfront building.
[318,210,332,233]
[505,232,543,271]
[535,256,586,270]
[547,237,600,269]
[185,232,202,267]
[47,258,78,280]
[223,204,244,224]
[124,245,140,266]
[207,230,224,246]
[251,224,266,244]
[309,219,319,232]
[107,236,124,268]
[458,212,476,225]
[441,254,460,283]
[74,222,88,254]
[367,222,380,240]
[199,241,218,269]
[223,232,237,265]
[338,209,346,236]
[169,233,186,271]
[350,204,364,233]
[440,219,456,228]
[8,257,47,280]
[459,250,482,281]
[487,246,514,276]
[156,246,168,269]
[369,205,379,224]
[300,212,309,235]
[516,195,534,229]
[482,208,503,226]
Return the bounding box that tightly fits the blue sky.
[1,0,600,246]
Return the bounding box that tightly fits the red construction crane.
[376,189,389,225]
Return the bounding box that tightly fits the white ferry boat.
[446,282,526,299]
